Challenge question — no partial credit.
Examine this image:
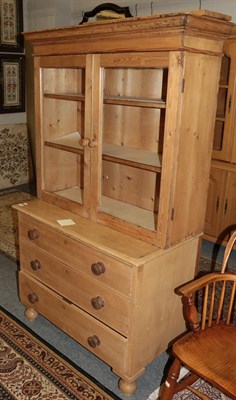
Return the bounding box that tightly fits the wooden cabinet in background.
[212,28,236,163]
[14,10,233,395]
[205,27,236,245]
[204,161,236,243]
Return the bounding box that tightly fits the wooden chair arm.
[221,230,236,273]
[176,273,236,297]
[176,272,236,331]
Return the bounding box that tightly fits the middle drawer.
[20,240,130,336]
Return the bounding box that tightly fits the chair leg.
[159,358,181,400]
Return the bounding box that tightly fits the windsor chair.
[159,231,236,400]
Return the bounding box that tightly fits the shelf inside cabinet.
[101,196,156,231]
[51,187,156,230]
[44,93,85,102]
[103,96,166,109]
[45,132,83,154]
[55,186,83,203]
[102,144,162,172]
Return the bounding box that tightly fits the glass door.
[97,60,168,235]
[212,55,230,156]
[38,55,91,216]
[212,48,236,163]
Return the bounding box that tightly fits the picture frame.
[0,54,25,113]
[0,0,23,52]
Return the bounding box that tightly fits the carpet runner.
[0,306,121,400]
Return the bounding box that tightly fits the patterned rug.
[172,376,232,400]
[0,306,121,400]
[0,191,35,260]
[148,369,233,400]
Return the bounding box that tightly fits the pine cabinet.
[204,161,236,242]
[14,11,232,395]
[205,27,236,244]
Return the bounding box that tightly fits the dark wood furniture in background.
[204,27,236,245]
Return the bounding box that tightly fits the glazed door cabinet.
[204,161,236,242]
[20,10,233,395]
[36,53,169,244]
[212,28,236,163]
[35,49,224,248]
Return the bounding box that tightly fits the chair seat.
[173,324,236,397]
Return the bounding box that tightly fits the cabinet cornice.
[24,11,233,56]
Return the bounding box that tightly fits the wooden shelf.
[103,143,162,172]
[103,96,166,109]
[51,187,156,230]
[52,186,156,230]
[44,93,85,101]
[45,131,84,154]
[101,196,156,231]
[44,138,161,172]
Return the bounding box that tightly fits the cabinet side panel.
[117,237,199,378]
[169,52,222,245]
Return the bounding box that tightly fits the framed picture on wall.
[0,54,25,113]
[0,0,23,52]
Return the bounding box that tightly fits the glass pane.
[213,121,224,151]
[219,55,230,85]
[42,68,85,205]
[216,88,227,118]
[100,67,168,231]
[44,147,84,203]
[213,55,230,152]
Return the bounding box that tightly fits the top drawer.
[19,214,132,296]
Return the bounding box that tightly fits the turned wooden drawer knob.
[30,259,41,271]
[28,293,38,304]
[91,262,106,276]
[87,335,100,348]
[28,229,40,240]
[91,296,104,310]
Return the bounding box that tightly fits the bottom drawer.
[19,271,127,372]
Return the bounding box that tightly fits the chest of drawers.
[14,199,199,394]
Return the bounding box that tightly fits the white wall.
[23,0,236,31]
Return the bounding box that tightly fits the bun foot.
[118,378,137,395]
[25,307,38,321]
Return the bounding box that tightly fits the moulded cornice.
[24,10,234,56]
